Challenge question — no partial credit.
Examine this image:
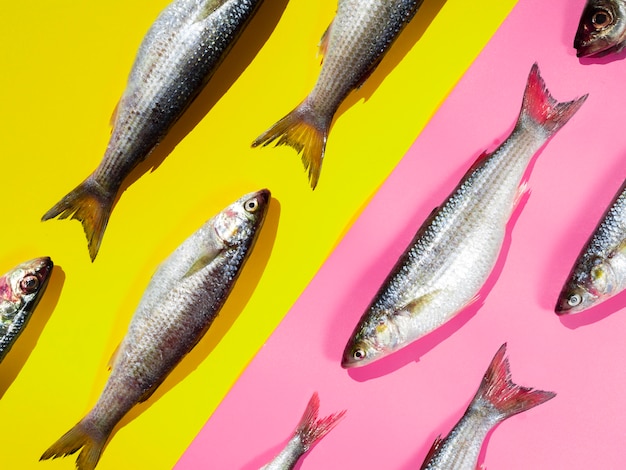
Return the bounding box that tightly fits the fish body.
[0,257,53,363]
[574,0,626,57]
[342,64,588,368]
[556,178,626,314]
[420,344,555,470]
[260,393,346,470]
[41,189,270,470]
[42,0,265,261]
[252,0,423,189]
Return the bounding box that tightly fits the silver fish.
[419,344,555,470]
[342,64,587,368]
[40,189,270,470]
[260,393,346,470]
[0,257,53,363]
[252,0,424,189]
[556,178,626,314]
[574,0,626,57]
[42,0,265,261]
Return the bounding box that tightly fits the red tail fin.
[294,392,346,452]
[518,63,588,136]
[252,102,329,190]
[41,177,113,261]
[475,343,556,421]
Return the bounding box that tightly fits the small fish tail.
[519,63,588,136]
[41,178,114,261]
[295,392,346,452]
[252,102,328,189]
[40,421,107,470]
[475,343,556,421]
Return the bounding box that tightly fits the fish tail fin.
[41,178,114,261]
[294,392,346,452]
[252,102,328,190]
[474,343,556,422]
[518,63,588,136]
[40,421,108,470]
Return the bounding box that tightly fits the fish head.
[341,314,405,368]
[574,0,626,57]
[213,189,270,247]
[0,257,53,319]
[555,256,619,314]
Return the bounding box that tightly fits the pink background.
[176,0,626,468]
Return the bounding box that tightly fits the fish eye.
[567,293,582,307]
[244,198,259,213]
[20,275,39,294]
[592,10,613,29]
[352,348,367,361]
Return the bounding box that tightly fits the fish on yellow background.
[41,189,270,470]
[42,0,265,261]
[252,0,424,189]
[0,257,53,363]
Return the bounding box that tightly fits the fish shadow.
[397,401,467,469]
[104,196,280,445]
[104,0,290,224]
[0,265,65,399]
[333,0,448,122]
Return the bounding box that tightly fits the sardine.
[574,0,626,57]
[42,0,265,261]
[419,343,555,470]
[260,392,346,470]
[342,64,587,368]
[252,0,424,189]
[40,189,270,470]
[0,257,53,363]
[556,178,626,314]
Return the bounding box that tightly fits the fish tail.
[294,392,346,452]
[518,63,588,136]
[41,177,114,261]
[40,421,108,470]
[474,343,556,422]
[252,102,328,190]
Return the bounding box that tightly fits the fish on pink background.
[252,0,424,189]
[419,343,555,469]
[556,178,626,314]
[574,0,626,57]
[259,392,346,470]
[341,64,588,368]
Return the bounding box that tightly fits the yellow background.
[0,1,516,468]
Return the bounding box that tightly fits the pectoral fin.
[183,247,223,279]
[402,291,439,316]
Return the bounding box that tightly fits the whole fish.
[342,64,587,368]
[260,392,346,470]
[42,0,265,261]
[556,178,626,314]
[41,189,270,470]
[574,0,626,57]
[252,0,424,189]
[0,257,53,363]
[419,343,555,470]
